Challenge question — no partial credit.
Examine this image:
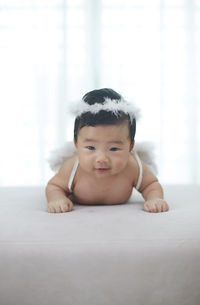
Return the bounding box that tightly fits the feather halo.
[69,97,141,122]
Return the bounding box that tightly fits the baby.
[46,88,169,213]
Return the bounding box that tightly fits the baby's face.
[74,122,134,178]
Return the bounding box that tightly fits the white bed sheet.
[0,185,200,305]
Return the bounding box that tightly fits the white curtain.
[0,0,199,186]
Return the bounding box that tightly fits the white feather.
[69,98,141,122]
[134,142,158,175]
[47,141,76,172]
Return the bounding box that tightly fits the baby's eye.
[86,146,95,150]
[110,147,119,151]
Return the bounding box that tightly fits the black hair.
[74,88,136,143]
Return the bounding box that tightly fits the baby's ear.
[129,141,134,152]
[74,138,78,148]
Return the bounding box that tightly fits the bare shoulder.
[47,155,77,191]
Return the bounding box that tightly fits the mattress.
[0,185,200,305]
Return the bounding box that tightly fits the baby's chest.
[73,176,133,205]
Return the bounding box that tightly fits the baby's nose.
[96,152,109,164]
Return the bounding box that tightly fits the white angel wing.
[47,141,76,172]
[47,140,158,175]
[134,141,158,175]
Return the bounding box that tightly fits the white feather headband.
[69,97,140,122]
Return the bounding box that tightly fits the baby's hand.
[47,198,73,213]
[143,199,169,213]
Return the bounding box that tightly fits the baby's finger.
[61,201,73,212]
[47,206,56,213]
[54,206,62,213]
[68,201,73,211]
[60,204,69,213]
[150,203,157,213]
[143,203,150,212]
[156,203,162,213]
[163,203,169,212]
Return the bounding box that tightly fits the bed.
[0,185,200,305]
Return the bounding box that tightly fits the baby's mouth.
[95,168,110,172]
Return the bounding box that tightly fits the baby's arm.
[138,163,169,213]
[45,159,75,213]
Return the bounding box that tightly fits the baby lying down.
[46,88,169,213]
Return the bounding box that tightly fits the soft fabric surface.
[0,185,200,305]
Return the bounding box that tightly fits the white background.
[0,0,199,186]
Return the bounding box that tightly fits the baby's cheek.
[79,156,91,170]
[114,158,127,171]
